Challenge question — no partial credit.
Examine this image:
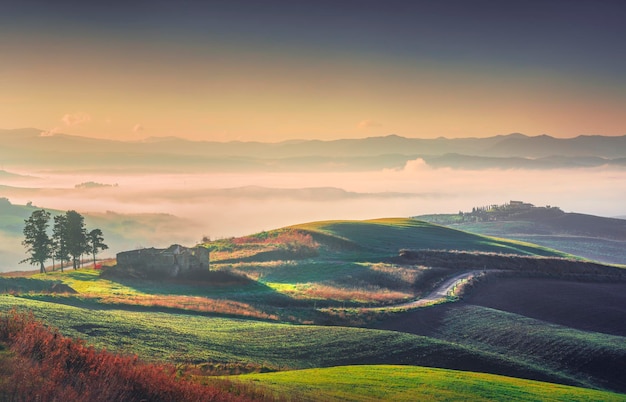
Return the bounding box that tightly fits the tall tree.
[52,214,70,272]
[65,210,88,269]
[21,209,51,273]
[87,228,108,267]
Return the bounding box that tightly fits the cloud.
[40,127,60,137]
[133,123,144,133]
[61,112,91,126]
[401,158,431,172]
[358,119,382,129]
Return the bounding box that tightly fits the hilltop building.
[116,244,209,278]
[509,200,534,209]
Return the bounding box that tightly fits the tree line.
[22,209,108,273]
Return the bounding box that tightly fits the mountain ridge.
[2,128,625,171]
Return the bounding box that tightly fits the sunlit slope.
[292,218,571,257]
[0,296,584,386]
[234,365,626,402]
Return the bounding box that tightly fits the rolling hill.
[2,216,625,398]
[233,365,626,402]
[416,203,626,264]
[290,218,572,257]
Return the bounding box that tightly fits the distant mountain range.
[2,128,626,171]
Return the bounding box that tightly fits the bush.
[0,309,263,402]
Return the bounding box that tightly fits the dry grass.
[0,309,272,402]
[80,293,280,321]
[209,230,319,263]
[282,284,412,304]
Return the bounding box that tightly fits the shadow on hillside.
[0,277,76,294]
[63,271,104,282]
[101,271,307,308]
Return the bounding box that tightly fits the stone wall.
[116,244,209,277]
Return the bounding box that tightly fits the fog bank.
[2,161,625,270]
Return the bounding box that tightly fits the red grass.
[232,230,317,248]
[0,309,271,402]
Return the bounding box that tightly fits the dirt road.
[374,270,485,310]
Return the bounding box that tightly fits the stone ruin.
[115,244,210,278]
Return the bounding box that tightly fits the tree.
[65,210,88,269]
[21,210,51,273]
[87,228,108,267]
[52,214,70,272]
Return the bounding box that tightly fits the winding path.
[371,270,486,311]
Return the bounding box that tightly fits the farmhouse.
[509,200,534,209]
[116,244,209,277]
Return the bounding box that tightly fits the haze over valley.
[1,130,625,270]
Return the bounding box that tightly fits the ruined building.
[116,244,209,278]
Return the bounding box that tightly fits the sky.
[2,0,626,142]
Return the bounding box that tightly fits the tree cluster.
[22,210,108,273]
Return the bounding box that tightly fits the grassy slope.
[3,218,623,397]
[0,295,584,386]
[291,218,571,257]
[207,218,572,307]
[416,213,626,264]
[451,221,626,265]
[234,365,626,402]
[0,295,475,368]
[434,305,626,392]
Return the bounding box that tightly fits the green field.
[291,218,571,257]
[234,365,626,402]
[0,295,564,382]
[2,217,625,399]
[415,212,626,265]
[209,218,574,307]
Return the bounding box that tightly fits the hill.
[2,217,626,397]
[0,170,36,180]
[233,365,626,402]
[207,218,575,308]
[415,202,626,264]
[289,218,570,257]
[0,198,197,271]
[373,261,626,393]
[0,295,585,387]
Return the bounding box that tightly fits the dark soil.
[372,276,626,392]
[394,250,626,278]
[375,277,626,337]
[463,278,626,337]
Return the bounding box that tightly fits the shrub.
[0,309,264,402]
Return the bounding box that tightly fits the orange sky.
[2,2,625,142]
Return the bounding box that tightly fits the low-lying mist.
[2,159,625,271]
